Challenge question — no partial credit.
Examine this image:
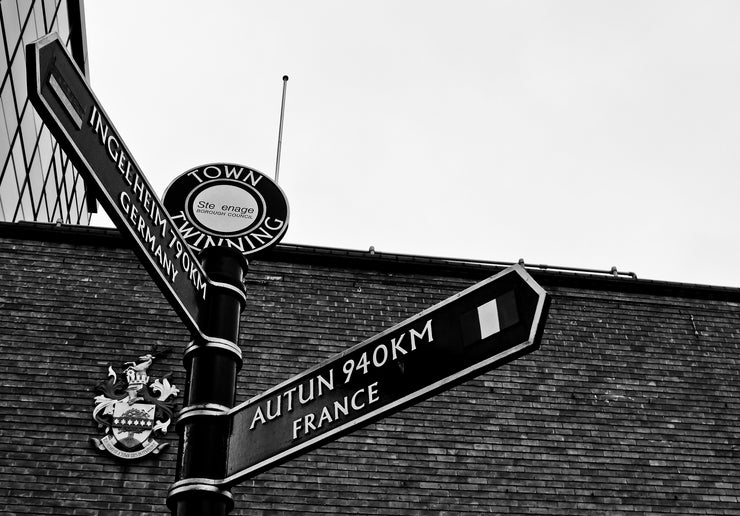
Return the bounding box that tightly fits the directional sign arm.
[26,34,211,338]
[223,264,549,486]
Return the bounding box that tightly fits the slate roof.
[0,221,738,515]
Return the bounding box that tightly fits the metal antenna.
[274,75,289,183]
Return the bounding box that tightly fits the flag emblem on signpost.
[460,290,519,347]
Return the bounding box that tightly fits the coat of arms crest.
[91,351,179,460]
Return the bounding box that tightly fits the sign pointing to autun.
[223,264,549,486]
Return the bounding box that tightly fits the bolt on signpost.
[28,33,550,514]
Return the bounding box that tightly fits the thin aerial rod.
[274,75,289,183]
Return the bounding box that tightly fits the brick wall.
[0,223,738,514]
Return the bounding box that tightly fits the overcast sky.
[83,1,740,287]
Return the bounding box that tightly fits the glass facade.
[0,0,94,224]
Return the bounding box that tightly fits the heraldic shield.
[91,352,179,460]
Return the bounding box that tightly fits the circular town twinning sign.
[163,163,289,258]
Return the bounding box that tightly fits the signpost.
[27,33,550,515]
[223,264,549,486]
[162,164,289,515]
[26,34,208,338]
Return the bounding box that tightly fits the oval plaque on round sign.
[163,163,289,258]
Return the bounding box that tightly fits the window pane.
[36,186,50,221]
[44,0,60,26]
[21,2,41,47]
[10,142,26,220]
[0,85,14,165]
[38,129,57,220]
[59,154,72,217]
[19,105,36,166]
[56,0,70,45]
[1,2,21,67]
[0,154,20,219]
[49,148,64,220]
[28,145,45,215]
[19,184,33,220]
[72,170,87,223]
[0,75,18,131]
[33,1,45,39]
[0,186,6,219]
[10,48,26,114]
[16,0,33,28]
[0,126,9,170]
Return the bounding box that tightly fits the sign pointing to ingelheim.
[26,34,208,337]
[223,264,549,486]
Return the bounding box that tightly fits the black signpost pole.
[162,162,289,513]
[167,248,248,515]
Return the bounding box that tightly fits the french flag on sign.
[460,290,519,347]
